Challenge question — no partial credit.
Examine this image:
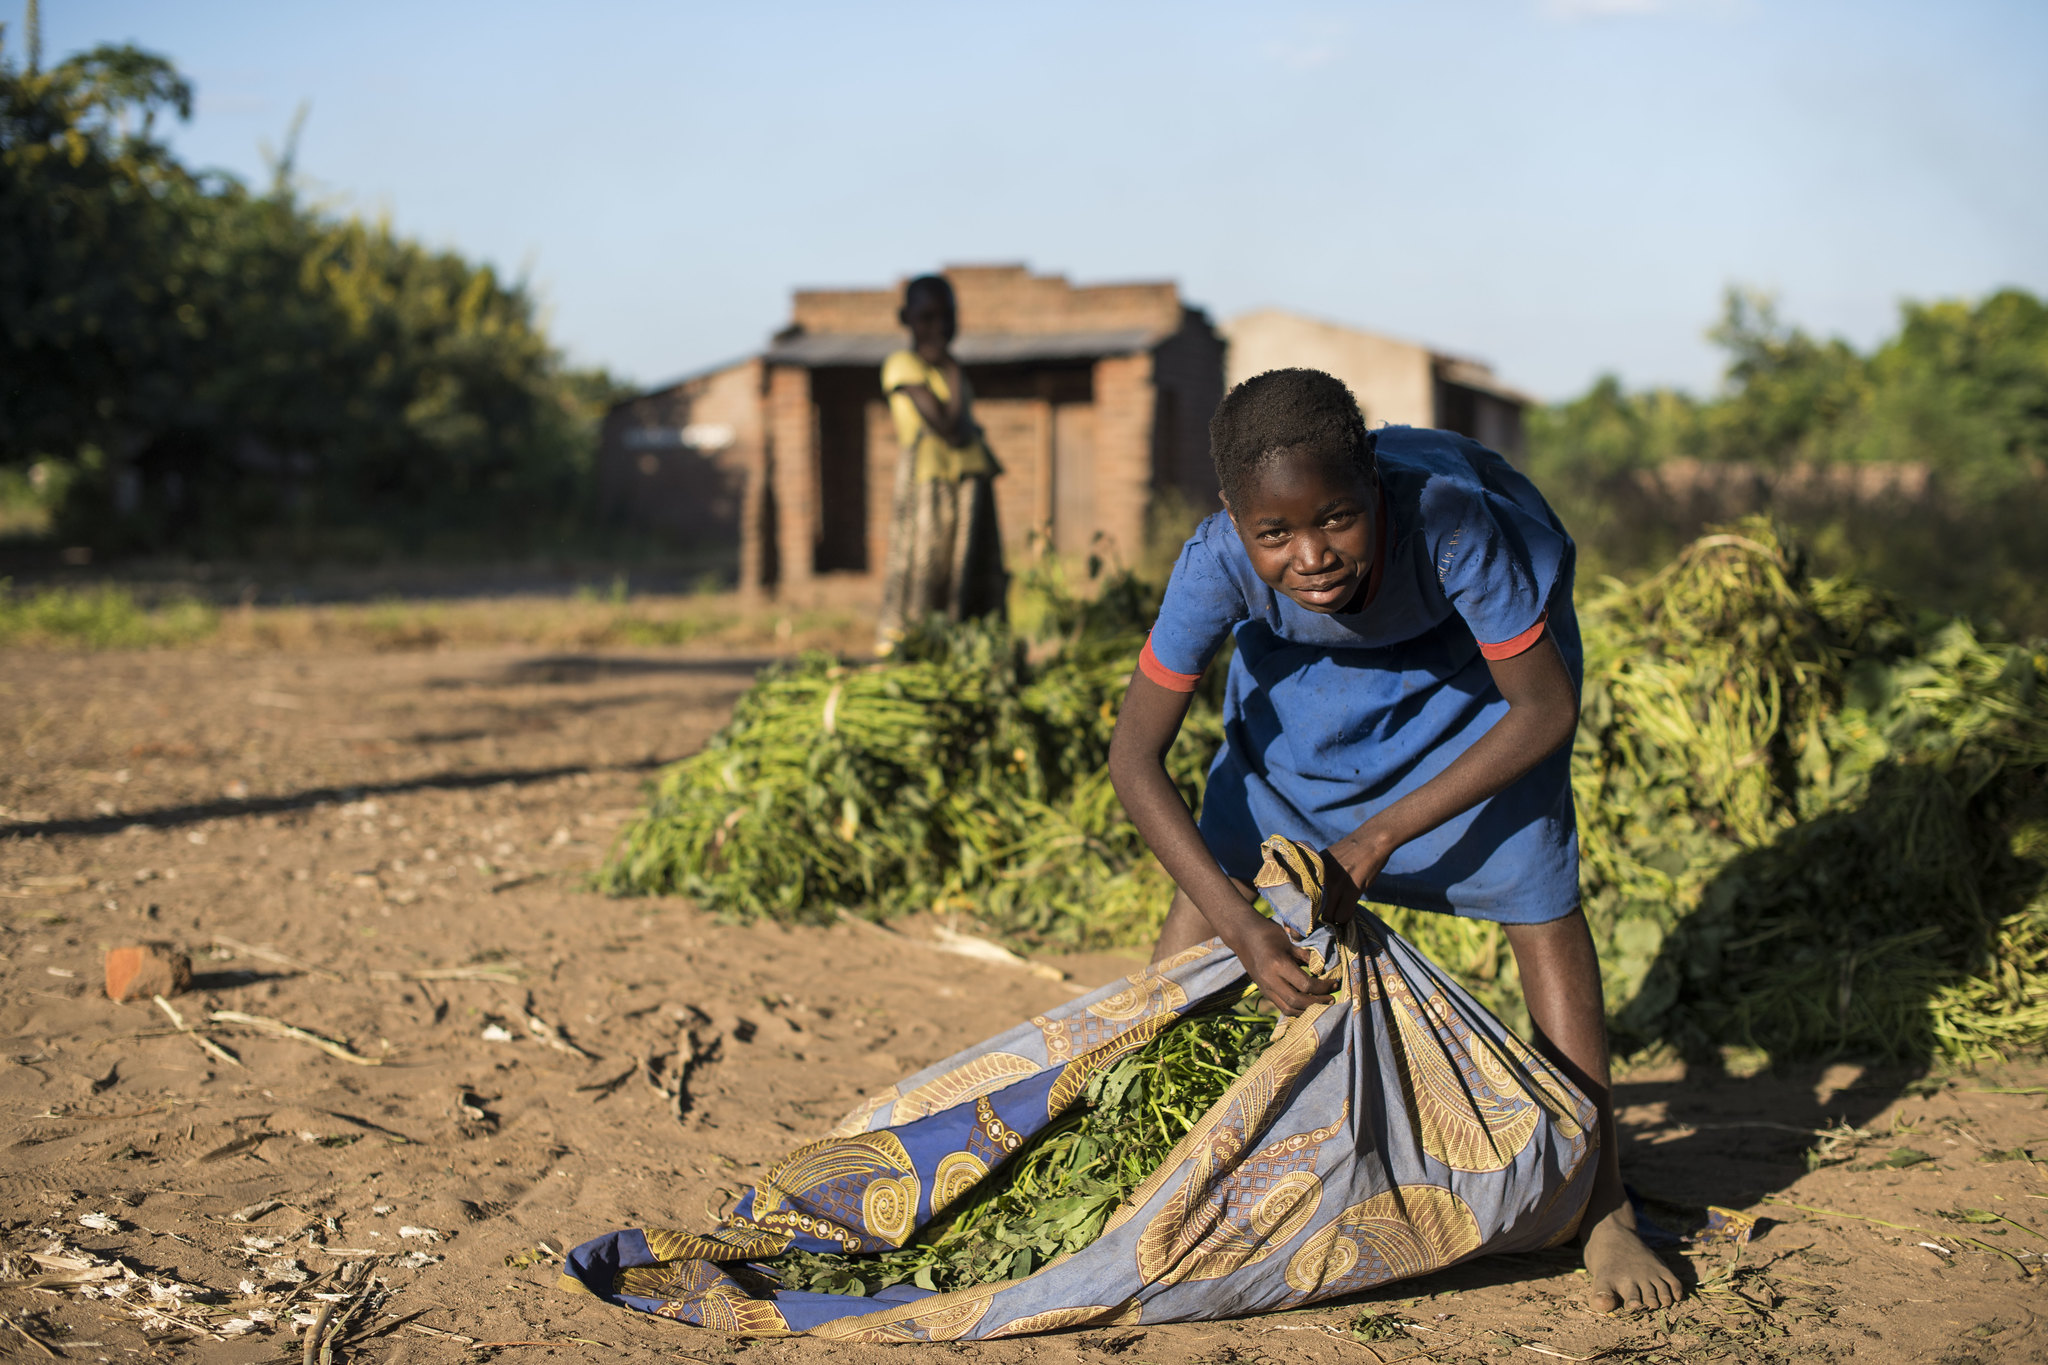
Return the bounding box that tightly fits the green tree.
[1526,286,2048,634]
[1844,289,2048,496]
[0,40,195,468]
[1699,287,1870,470]
[2,36,624,558]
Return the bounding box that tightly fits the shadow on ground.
[0,757,677,840]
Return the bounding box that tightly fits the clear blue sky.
[13,0,2047,398]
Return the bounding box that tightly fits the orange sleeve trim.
[1138,635,1203,693]
[1478,612,1548,661]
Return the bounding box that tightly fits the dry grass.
[0,580,867,655]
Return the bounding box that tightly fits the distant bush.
[0,579,216,648]
[1528,288,2048,636]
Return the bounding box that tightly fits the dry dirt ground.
[2,637,2044,1365]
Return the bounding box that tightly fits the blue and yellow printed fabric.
[560,836,1597,1340]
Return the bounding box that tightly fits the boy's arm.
[894,364,971,444]
[1109,672,1338,1013]
[1322,630,1581,916]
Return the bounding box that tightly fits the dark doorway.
[810,367,878,574]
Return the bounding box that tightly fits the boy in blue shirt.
[1108,368,1680,1315]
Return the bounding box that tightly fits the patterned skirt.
[559,837,1597,1340]
[874,440,1006,650]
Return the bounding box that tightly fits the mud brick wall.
[596,358,763,573]
[764,364,816,592]
[792,265,1183,338]
[1089,352,1157,568]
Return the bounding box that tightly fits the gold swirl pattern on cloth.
[641,1225,789,1263]
[1151,940,1216,972]
[862,1175,918,1246]
[932,1150,991,1213]
[750,1130,921,1251]
[893,1051,1041,1122]
[1036,969,1189,1066]
[983,1299,1144,1337]
[808,1291,997,1343]
[1282,1185,1483,1297]
[616,1260,794,1335]
[1472,1018,1588,1143]
[1134,1106,1345,1284]
[1373,966,1555,1173]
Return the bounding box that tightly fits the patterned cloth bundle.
[560,836,1598,1340]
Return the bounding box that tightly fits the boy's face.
[902,291,957,355]
[1225,451,1378,614]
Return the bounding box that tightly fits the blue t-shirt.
[1141,427,1581,924]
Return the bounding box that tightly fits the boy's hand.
[1320,829,1394,926]
[1233,916,1338,1015]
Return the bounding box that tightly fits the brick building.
[595,265,1225,601]
[1222,309,1532,459]
[594,356,763,574]
[597,282,1536,601]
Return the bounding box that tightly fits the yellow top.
[882,349,997,482]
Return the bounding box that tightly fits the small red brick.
[104,943,192,1003]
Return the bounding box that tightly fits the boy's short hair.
[902,274,954,309]
[1211,368,1375,506]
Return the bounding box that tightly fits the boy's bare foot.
[1583,1207,1682,1313]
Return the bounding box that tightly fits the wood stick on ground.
[1,1314,60,1359]
[208,1011,383,1066]
[302,1302,336,1365]
[212,936,346,982]
[137,1307,225,1342]
[521,994,597,1061]
[153,995,244,1069]
[575,1066,637,1099]
[1761,1197,2031,1275]
[832,908,1068,981]
[320,1277,377,1365]
[1649,1120,1855,1138]
[32,1105,171,1122]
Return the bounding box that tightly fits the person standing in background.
[875,275,1006,652]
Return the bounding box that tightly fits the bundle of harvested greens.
[1382,520,2048,1064]
[601,562,1221,947]
[607,520,2048,1064]
[754,992,1272,1298]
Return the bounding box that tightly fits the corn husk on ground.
[606,520,2048,1066]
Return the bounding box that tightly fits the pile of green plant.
[601,562,1222,948]
[1384,518,2048,1065]
[753,993,1272,1298]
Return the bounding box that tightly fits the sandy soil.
[2,639,2044,1364]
